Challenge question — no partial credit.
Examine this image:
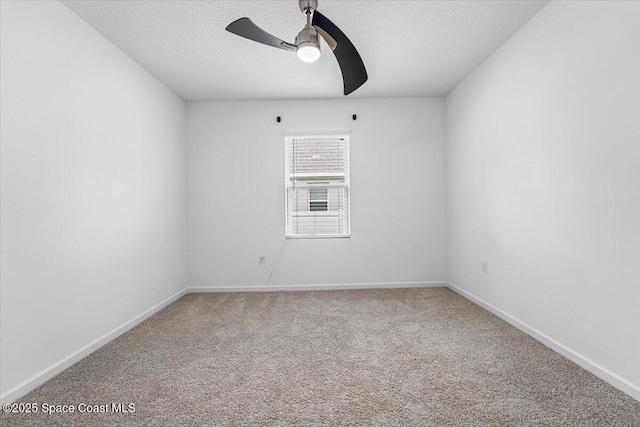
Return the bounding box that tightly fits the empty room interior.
[1,0,639,425]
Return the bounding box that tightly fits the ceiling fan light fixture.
[297,41,321,62]
[295,26,321,63]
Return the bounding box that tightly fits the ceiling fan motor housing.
[297,0,320,52]
[296,26,320,50]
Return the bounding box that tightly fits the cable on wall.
[261,238,288,285]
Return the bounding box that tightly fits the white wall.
[0,1,188,398]
[188,98,445,289]
[446,0,640,396]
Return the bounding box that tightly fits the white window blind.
[285,135,350,238]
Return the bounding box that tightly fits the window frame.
[284,134,351,239]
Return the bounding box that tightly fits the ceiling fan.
[225,0,368,96]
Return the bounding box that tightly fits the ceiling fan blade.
[226,18,296,52]
[312,11,368,95]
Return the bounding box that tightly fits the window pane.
[286,186,349,236]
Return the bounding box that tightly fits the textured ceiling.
[62,0,549,101]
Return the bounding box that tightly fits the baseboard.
[187,281,447,293]
[0,288,187,404]
[446,281,640,402]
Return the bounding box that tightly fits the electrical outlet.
[481,260,488,274]
[258,254,266,264]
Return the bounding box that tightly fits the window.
[285,135,350,238]
[309,188,328,212]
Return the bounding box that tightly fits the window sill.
[286,235,350,239]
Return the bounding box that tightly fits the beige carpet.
[2,288,639,426]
